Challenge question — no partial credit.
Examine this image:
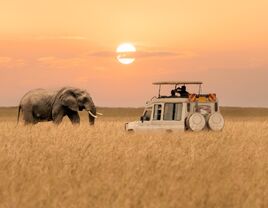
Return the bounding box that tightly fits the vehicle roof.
[153,81,203,85]
[145,96,218,106]
[146,97,189,105]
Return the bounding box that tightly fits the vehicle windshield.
[143,107,152,121]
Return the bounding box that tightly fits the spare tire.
[186,113,206,132]
[208,112,224,131]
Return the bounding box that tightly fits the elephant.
[17,87,100,125]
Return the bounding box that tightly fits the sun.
[116,43,136,65]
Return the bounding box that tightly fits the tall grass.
[0,107,267,208]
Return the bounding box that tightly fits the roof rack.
[153,81,203,85]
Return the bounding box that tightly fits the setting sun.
[116,43,136,65]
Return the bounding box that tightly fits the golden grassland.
[0,107,268,208]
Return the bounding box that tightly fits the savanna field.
[0,107,267,208]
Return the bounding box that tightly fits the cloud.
[36,56,88,69]
[89,51,116,57]
[0,57,26,68]
[89,50,178,58]
[136,51,178,58]
[89,50,195,59]
[35,36,87,40]
[0,57,11,63]
[37,56,55,62]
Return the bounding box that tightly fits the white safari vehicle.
[125,81,224,132]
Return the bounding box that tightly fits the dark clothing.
[170,90,176,97]
[176,86,189,97]
[179,91,189,97]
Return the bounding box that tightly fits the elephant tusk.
[87,110,97,118]
[96,112,103,116]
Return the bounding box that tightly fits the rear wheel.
[207,112,224,131]
[186,113,206,132]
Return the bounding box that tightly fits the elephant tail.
[17,105,21,125]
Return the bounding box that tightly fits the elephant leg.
[66,111,80,125]
[52,111,65,124]
[23,110,38,124]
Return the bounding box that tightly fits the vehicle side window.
[164,103,182,121]
[143,108,152,121]
[153,104,162,120]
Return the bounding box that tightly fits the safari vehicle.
[125,81,224,132]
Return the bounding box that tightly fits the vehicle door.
[161,103,186,131]
[138,103,163,131]
[137,106,153,131]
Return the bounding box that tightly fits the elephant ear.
[60,90,79,111]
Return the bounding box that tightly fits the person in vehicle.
[176,85,189,97]
[170,89,176,97]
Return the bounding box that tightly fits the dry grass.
[0,107,268,208]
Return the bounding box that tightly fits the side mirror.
[140,116,144,123]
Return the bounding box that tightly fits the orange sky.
[0,0,268,107]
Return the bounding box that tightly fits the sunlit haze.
[0,0,268,107]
